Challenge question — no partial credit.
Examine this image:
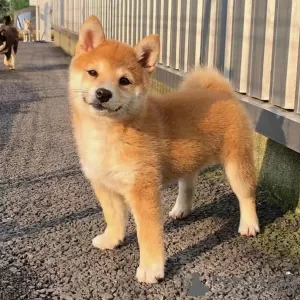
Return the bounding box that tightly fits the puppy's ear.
[134,34,160,73]
[76,15,105,56]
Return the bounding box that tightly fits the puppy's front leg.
[92,186,128,250]
[127,184,165,283]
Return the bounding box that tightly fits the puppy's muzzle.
[90,88,119,111]
[96,88,112,103]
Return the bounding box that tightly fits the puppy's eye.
[119,77,131,86]
[87,70,98,77]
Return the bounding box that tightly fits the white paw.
[169,203,191,219]
[136,263,165,284]
[92,233,120,250]
[239,216,260,236]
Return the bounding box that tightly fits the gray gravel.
[1,42,299,300]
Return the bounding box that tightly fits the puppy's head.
[69,15,160,120]
[0,30,7,51]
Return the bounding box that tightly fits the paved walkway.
[0,42,299,300]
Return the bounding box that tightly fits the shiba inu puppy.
[0,18,18,70]
[69,16,259,284]
[23,19,32,42]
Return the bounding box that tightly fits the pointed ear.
[134,34,160,73]
[76,15,105,56]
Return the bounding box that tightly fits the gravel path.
[0,42,299,300]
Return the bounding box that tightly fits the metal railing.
[51,0,300,152]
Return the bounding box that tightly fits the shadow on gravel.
[0,264,38,300]
[0,101,22,151]
[0,166,82,187]
[164,189,284,280]
[22,64,70,72]
[0,71,41,151]
[0,207,99,243]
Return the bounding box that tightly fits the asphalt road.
[0,42,299,300]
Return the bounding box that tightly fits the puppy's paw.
[239,216,260,237]
[92,232,120,250]
[136,263,164,284]
[169,203,191,219]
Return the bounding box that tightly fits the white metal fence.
[51,0,300,115]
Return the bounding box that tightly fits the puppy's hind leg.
[224,149,260,236]
[3,53,9,66]
[4,49,14,70]
[169,172,197,219]
[9,49,16,69]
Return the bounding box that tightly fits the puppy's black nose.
[95,88,112,103]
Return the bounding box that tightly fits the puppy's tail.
[180,67,234,95]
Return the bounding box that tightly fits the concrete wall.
[53,30,77,56]
[53,29,300,214]
[35,0,52,42]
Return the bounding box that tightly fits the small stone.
[102,293,114,300]
[37,282,43,289]
[9,267,18,273]
[47,288,55,294]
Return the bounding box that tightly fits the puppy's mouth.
[83,97,122,112]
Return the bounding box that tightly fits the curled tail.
[180,67,234,94]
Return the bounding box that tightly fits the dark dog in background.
[0,16,19,70]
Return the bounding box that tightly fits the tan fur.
[69,16,259,284]
[180,67,235,93]
[3,48,15,69]
[23,20,31,42]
